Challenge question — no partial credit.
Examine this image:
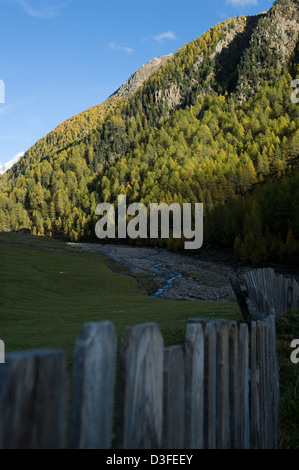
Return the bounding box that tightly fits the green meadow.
[0,232,241,372]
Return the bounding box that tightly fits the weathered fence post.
[264,316,272,449]
[163,345,185,449]
[229,322,239,449]
[0,349,67,449]
[230,276,252,323]
[215,320,230,449]
[203,322,217,449]
[238,323,250,449]
[70,321,117,449]
[256,320,266,448]
[185,321,204,449]
[250,321,260,449]
[115,322,164,449]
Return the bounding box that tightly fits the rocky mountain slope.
[112,54,174,100]
[0,0,298,265]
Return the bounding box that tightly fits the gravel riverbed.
[67,243,256,301]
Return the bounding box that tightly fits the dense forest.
[0,0,298,265]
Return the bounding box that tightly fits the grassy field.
[0,232,241,374]
[1,232,298,448]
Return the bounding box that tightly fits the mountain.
[0,0,298,265]
[111,54,174,99]
[0,152,25,175]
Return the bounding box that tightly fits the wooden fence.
[231,268,299,322]
[0,315,279,449]
[243,268,299,317]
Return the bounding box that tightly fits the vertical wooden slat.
[256,321,266,448]
[115,322,164,449]
[268,315,275,448]
[0,349,67,449]
[70,321,117,449]
[163,345,185,449]
[185,322,204,449]
[229,321,239,449]
[250,322,259,449]
[230,277,252,323]
[264,316,272,448]
[238,323,250,449]
[203,322,217,449]
[215,321,230,449]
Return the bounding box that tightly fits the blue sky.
[0,0,274,166]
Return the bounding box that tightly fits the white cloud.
[226,0,258,6]
[154,31,177,43]
[16,0,72,19]
[0,104,14,115]
[108,42,133,54]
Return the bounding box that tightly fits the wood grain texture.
[229,322,239,449]
[163,345,185,449]
[0,349,67,449]
[238,323,250,449]
[203,322,217,449]
[215,321,230,449]
[70,321,117,449]
[115,322,164,449]
[185,321,204,449]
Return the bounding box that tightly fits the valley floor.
[68,243,297,302]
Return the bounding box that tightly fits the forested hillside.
[0,0,298,265]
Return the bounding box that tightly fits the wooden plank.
[256,321,266,448]
[269,315,280,445]
[215,321,230,449]
[70,321,117,449]
[229,276,252,323]
[259,269,269,315]
[238,323,250,449]
[245,296,265,321]
[229,322,239,449]
[267,269,276,315]
[250,322,260,449]
[163,345,185,449]
[185,321,204,449]
[115,322,164,449]
[267,315,275,448]
[264,317,271,449]
[0,349,67,449]
[243,271,266,320]
[203,322,217,449]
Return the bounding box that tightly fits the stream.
[106,249,183,298]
